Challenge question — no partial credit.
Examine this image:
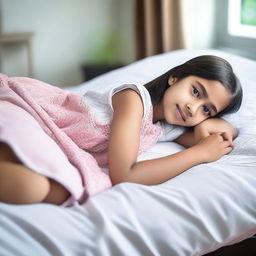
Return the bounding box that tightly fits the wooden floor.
[204,237,256,256]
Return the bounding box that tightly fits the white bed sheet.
[0,49,256,256]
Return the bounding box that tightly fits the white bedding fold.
[0,136,255,256]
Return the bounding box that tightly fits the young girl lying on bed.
[0,55,242,205]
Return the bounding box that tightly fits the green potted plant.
[82,30,123,81]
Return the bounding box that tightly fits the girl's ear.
[168,76,177,86]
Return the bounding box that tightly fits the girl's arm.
[174,130,195,148]
[109,91,233,186]
[175,118,238,148]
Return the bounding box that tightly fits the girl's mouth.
[176,104,186,121]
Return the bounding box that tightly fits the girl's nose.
[186,103,193,117]
[186,103,201,117]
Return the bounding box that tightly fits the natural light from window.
[228,0,256,38]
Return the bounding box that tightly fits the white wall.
[181,0,216,49]
[0,0,217,87]
[0,0,135,87]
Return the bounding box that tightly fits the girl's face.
[156,75,231,127]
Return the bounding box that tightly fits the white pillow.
[71,48,256,136]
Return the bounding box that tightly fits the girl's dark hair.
[144,55,243,116]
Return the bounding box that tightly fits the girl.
[0,55,242,205]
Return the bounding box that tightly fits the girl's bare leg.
[0,142,70,205]
[0,161,50,204]
[44,179,70,205]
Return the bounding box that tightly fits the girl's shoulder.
[82,83,152,122]
[110,83,152,118]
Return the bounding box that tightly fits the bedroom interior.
[0,0,255,255]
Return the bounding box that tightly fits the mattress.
[0,49,255,256]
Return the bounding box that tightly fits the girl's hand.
[194,118,238,147]
[194,132,233,163]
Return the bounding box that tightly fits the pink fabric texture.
[0,74,162,204]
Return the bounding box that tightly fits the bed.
[0,49,255,256]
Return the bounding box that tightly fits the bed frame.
[205,236,256,255]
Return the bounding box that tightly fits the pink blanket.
[0,73,112,204]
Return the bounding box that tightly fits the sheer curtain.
[135,0,185,60]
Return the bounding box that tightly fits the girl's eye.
[193,87,200,97]
[203,106,210,115]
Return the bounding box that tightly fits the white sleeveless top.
[82,83,185,160]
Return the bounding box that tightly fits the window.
[228,0,256,38]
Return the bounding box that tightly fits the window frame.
[228,0,256,39]
[214,0,256,60]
